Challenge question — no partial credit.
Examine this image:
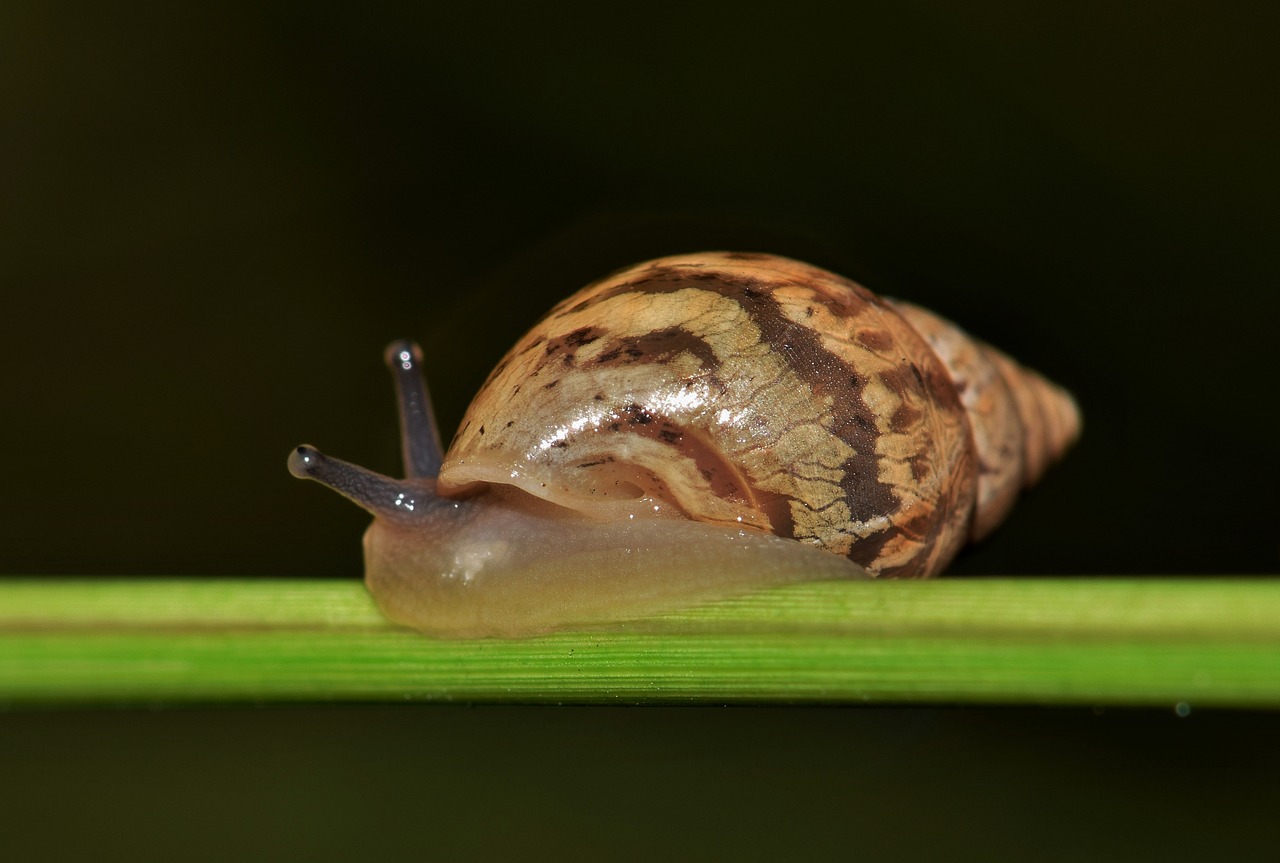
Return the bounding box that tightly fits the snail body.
[290,252,1079,637]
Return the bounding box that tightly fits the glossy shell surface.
[438,252,1078,578]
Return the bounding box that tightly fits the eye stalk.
[287,444,443,524]
[382,339,444,478]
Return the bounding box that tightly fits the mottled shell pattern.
[439,252,1079,578]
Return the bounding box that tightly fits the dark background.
[2,2,1278,860]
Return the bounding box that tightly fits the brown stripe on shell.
[751,260,976,577]
[591,326,722,370]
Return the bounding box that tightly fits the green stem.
[2,578,1278,707]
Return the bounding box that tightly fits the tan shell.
[438,252,1079,578]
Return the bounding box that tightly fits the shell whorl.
[438,252,1079,578]
[891,302,1081,541]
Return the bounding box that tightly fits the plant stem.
[2,577,1279,707]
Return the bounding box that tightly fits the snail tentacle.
[383,339,444,478]
[287,445,452,524]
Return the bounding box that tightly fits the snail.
[289,252,1080,637]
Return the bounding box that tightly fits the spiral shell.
[438,252,1079,579]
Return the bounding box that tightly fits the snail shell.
[289,252,1079,637]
